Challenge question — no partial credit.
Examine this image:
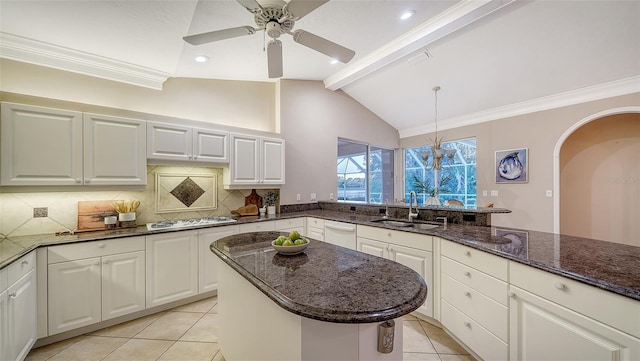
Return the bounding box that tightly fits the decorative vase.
[267,206,276,215]
[426,197,441,206]
[259,207,266,217]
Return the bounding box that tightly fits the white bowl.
[271,239,309,255]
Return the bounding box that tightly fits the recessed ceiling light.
[194,55,209,63]
[330,58,339,65]
[400,10,415,20]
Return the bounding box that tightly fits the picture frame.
[495,148,528,183]
[494,228,528,258]
[156,173,217,213]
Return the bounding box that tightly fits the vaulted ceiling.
[1,0,638,137]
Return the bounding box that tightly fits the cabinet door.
[194,128,229,163]
[199,225,239,293]
[389,244,433,317]
[229,133,260,184]
[146,231,198,308]
[260,137,285,184]
[510,286,640,361]
[102,251,145,321]
[356,237,389,258]
[147,121,192,161]
[7,269,37,361]
[48,258,101,335]
[1,102,83,185]
[83,113,147,185]
[0,289,8,361]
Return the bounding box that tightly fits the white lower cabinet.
[238,221,275,233]
[2,252,37,361]
[48,237,145,335]
[356,225,433,318]
[198,225,239,294]
[276,218,305,235]
[146,230,198,308]
[305,217,325,241]
[509,261,640,361]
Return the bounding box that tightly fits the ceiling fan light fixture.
[400,10,415,20]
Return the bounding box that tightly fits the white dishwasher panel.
[324,221,356,250]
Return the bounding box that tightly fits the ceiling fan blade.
[236,0,262,11]
[284,0,329,19]
[267,39,283,78]
[292,30,355,63]
[183,26,256,45]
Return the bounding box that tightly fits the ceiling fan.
[183,0,356,78]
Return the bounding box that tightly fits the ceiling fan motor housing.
[254,1,294,38]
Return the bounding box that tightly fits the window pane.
[337,139,394,204]
[369,147,394,204]
[404,138,476,207]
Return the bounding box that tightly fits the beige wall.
[401,93,640,236]
[278,80,399,205]
[560,113,639,246]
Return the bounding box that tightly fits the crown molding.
[399,75,640,139]
[0,32,170,90]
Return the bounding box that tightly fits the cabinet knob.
[508,291,516,298]
[554,282,566,291]
[94,262,100,266]
[9,291,17,298]
[76,178,82,183]
[103,260,109,264]
[464,291,471,297]
[465,251,471,256]
[85,178,90,183]
[97,243,106,248]
[464,321,471,328]
[387,232,392,237]
[463,271,471,277]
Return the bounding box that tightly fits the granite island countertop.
[211,231,427,323]
[1,209,639,301]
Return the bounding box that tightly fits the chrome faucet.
[383,199,390,219]
[408,192,419,221]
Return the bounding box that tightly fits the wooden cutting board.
[245,189,263,209]
[77,200,119,231]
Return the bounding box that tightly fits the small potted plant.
[264,191,279,216]
[412,175,452,206]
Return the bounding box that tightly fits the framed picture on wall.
[495,148,528,183]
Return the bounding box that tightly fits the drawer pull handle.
[508,291,516,298]
[464,291,471,297]
[465,251,471,256]
[554,282,566,291]
[94,262,100,266]
[464,271,471,277]
[22,260,29,266]
[103,260,109,264]
[9,291,17,299]
[388,232,392,237]
[464,321,471,328]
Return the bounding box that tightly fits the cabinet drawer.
[306,217,324,229]
[441,240,507,281]
[275,218,304,230]
[239,221,275,233]
[357,225,432,251]
[8,251,36,284]
[510,261,640,338]
[442,274,508,342]
[441,300,508,361]
[48,236,145,264]
[441,256,508,305]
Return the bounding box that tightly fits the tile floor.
[26,297,474,361]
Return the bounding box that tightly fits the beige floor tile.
[25,336,86,361]
[403,352,442,361]
[439,354,476,361]
[402,313,419,321]
[47,336,128,361]
[209,303,218,314]
[90,312,166,338]
[157,341,220,361]
[403,320,437,353]
[171,297,218,313]
[180,314,220,342]
[135,311,203,341]
[102,339,173,361]
[420,321,469,355]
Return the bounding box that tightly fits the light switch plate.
[310,193,317,201]
[491,190,499,197]
[296,194,301,201]
[482,190,488,197]
[546,190,553,197]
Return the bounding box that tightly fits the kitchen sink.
[371,219,440,229]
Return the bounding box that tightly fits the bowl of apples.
[272,231,310,255]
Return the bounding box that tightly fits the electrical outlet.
[330,193,334,200]
[546,190,553,197]
[296,194,301,201]
[350,206,356,212]
[491,190,499,197]
[33,207,48,218]
[482,190,488,197]
[310,193,317,201]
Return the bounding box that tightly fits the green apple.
[294,238,306,245]
[289,230,301,241]
[273,238,284,246]
[282,239,294,246]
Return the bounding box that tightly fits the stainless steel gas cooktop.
[146,217,237,231]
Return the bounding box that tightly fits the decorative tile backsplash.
[0,166,276,237]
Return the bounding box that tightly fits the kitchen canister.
[104,216,117,230]
[118,212,137,228]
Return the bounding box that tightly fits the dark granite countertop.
[211,231,427,323]
[1,209,638,301]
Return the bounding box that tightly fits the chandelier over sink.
[420,86,456,170]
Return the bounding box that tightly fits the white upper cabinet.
[1,102,146,186]
[83,113,146,185]
[1,102,83,185]
[224,133,284,188]
[147,121,229,163]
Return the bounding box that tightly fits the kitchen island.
[211,231,427,361]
